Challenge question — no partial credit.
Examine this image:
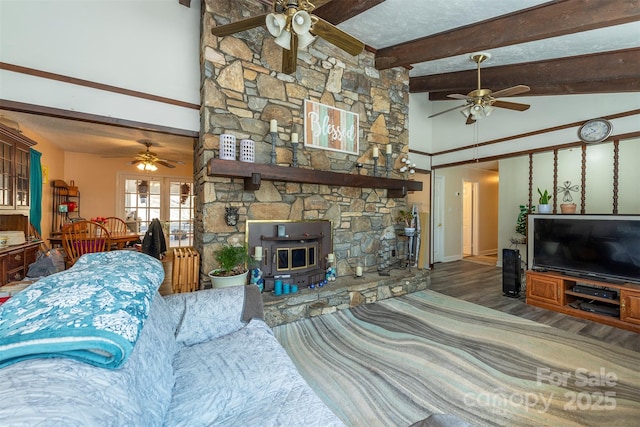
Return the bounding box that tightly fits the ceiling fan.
[429,52,531,125]
[210,0,364,74]
[130,140,182,171]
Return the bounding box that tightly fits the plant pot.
[404,227,416,237]
[560,203,576,214]
[208,270,248,288]
[537,204,552,214]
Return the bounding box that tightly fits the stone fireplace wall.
[197,0,412,281]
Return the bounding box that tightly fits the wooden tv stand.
[526,270,640,333]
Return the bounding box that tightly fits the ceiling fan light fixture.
[274,29,292,50]
[296,30,315,49]
[292,10,311,33]
[137,161,158,172]
[461,106,472,118]
[266,13,287,37]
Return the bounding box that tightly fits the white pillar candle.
[372,146,379,157]
[254,246,263,259]
[386,144,392,154]
[291,132,298,143]
[270,119,277,132]
[327,253,335,263]
[356,266,363,277]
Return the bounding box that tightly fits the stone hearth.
[263,268,430,327]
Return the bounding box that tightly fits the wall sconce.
[399,156,416,175]
[225,207,239,227]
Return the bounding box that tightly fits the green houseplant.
[396,209,416,236]
[537,188,552,214]
[396,210,415,228]
[207,243,249,288]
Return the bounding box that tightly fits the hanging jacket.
[141,218,166,260]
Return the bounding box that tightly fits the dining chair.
[61,220,111,268]
[104,217,128,234]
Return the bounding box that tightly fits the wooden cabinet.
[526,270,640,333]
[620,289,640,326]
[526,273,564,306]
[0,241,40,286]
[0,125,35,210]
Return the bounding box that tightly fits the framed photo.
[304,100,359,155]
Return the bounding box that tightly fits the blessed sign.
[304,100,359,155]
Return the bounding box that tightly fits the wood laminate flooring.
[430,260,639,353]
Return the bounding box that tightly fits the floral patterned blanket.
[0,251,164,369]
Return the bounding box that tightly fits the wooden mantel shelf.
[207,159,422,198]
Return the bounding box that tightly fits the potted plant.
[396,209,416,236]
[207,243,249,288]
[537,188,552,214]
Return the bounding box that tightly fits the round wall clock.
[578,118,613,143]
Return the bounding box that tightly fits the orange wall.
[62,152,193,223]
[18,130,193,244]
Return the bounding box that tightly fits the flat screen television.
[527,214,640,284]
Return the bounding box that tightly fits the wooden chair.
[104,217,128,234]
[61,220,111,268]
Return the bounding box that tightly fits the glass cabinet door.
[15,145,30,207]
[0,141,13,207]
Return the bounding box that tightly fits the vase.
[560,203,576,214]
[537,204,552,214]
[208,270,248,288]
[404,227,416,237]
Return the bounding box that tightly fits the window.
[118,174,193,248]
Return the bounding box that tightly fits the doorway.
[462,180,479,257]
[432,175,444,263]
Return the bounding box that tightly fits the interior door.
[433,176,444,263]
[463,181,473,256]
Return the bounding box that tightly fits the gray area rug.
[273,290,640,427]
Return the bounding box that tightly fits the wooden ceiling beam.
[375,0,640,70]
[313,0,386,24]
[410,48,640,96]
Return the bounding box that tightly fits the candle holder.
[385,153,392,177]
[292,142,299,167]
[270,132,277,164]
[373,154,379,177]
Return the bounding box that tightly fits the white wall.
[0,0,201,131]
[409,92,640,166]
[410,92,640,267]
[498,137,640,266]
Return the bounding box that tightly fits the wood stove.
[247,220,332,291]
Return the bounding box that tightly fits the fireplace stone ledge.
[262,269,430,327]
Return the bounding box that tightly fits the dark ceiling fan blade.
[157,158,184,165]
[129,159,142,165]
[491,85,530,98]
[310,17,364,56]
[282,33,298,74]
[211,13,268,37]
[156,160,176,169]
[492,100,531,111]
[465,115,476,125]
[428,104,467,118]
[447,93,471,100]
